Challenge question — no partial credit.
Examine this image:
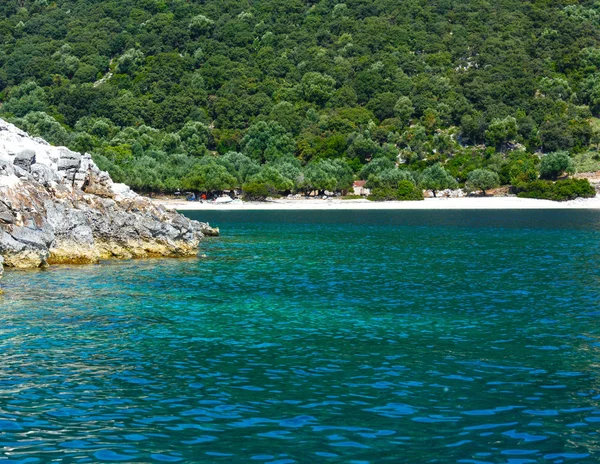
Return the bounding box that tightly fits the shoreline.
[154,196,600,211]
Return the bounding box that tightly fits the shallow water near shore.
[1,209,600,463]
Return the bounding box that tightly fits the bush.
[571,152,600,173]
[505,154,539,187]
[396,180,424,200]
[368,187,399,201]
[551,179,596,201]
[517,179,596,201]
[368,181,424,201]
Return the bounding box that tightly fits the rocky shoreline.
[0,119,218,284]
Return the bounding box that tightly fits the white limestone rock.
[0,118,218,279]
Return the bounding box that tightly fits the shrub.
[368,187,399,201]
[517,179,595,201]
[368,181,424,201]
[551,178,596,200]
[506,156,539,187]
[571,152,600,173]
[396,180,424,200]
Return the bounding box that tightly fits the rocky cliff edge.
[0,119,218,282]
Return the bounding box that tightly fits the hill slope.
[1,0,600,193]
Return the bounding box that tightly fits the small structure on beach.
[352,180,370,196]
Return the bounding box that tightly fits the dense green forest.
[1,0,600,198]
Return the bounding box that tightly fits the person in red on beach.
[201,193,207,203]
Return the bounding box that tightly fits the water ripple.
[1,210,600,462]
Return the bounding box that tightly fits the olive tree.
[366,168,415,189]
[539,151,575,180]
[466,169,500,195]
[419,164,457,197]
[302,159,353,195]
[359,157,395,179]
[183,162,237,193]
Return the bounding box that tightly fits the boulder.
[0,118,219,281]
[57,148,81,171]
[13,149,36,172]
[30,163,59,185]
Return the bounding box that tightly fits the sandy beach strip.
[154,196,600,211]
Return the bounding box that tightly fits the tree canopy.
[420,164,458,197]
[0,0,599,195]
[466,169,501,195]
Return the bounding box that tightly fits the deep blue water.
[1,210,600,463]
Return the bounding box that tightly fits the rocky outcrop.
[0,119,218,280]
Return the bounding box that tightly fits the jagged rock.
[0,118,219,281]
[0,201,14,224]
[30,163,59,185]
[13,150,36,172]
[57,148,81,171]
[426,188,467,198]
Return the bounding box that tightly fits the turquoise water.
[1,210,600,463]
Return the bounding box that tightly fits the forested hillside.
[1,0,600,196]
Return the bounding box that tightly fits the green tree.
[506,154,539,187]
[189,15,214,37]
[348,134,379,163]
[419,164,457,197]
[484,117,518,150]
[366,168,415,189]
[241,121,296,163]
[359,157,395,179]
[250,165,294,193]
[302,159,353,194]
[396,180,423,200]
[1,81,48,117]
[269,102,302,134]
[19,111,70,146]
[539,151,575,180]
[242,181,276,201]
[367,92,398,121]
[394,96,414,125]
[178,121,210,157]
[301,72,336,106]
[466,169,500,195]
[3,0,600,195]
[115,49,144,75]
[220,151,260,185]
[183,163,236,193]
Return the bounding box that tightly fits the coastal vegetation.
[466,169,500,196]
[516,178,596,201]
[1,0,599,199]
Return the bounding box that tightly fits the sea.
[1,210,599,463]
